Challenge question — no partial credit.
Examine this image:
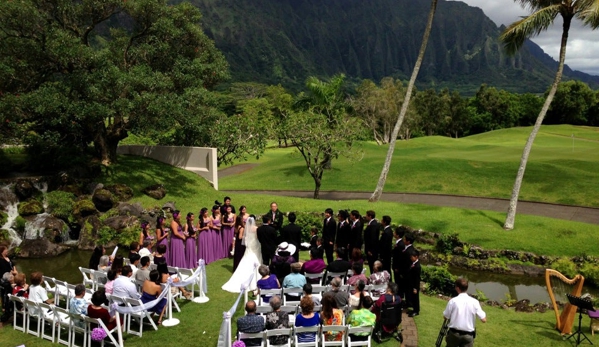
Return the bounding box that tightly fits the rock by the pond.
[103,215,139,231]
[24,214,67,240]
[78,215,102,250]
[162,201,177,212]
[18,200,44,216]
[0,187,18,210]
[106,184,133,202]
[92,189,115,212]
[117,202,144,217]
[18,238,69,258]
[14,179,35,200]
[143,184,166,200]
[57,184,83,196]
[85,182,104,195]
[514,299,534,312]
[73,199,98,218]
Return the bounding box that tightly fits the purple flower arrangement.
[91,327,107,341]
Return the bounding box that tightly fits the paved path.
[221,189,599,225]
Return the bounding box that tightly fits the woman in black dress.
[0,245,17,278]
[232,215,246,272]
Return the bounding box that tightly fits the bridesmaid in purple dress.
[169,210,187,268]
[184,212,198,269]
[196,208,213,264]
[221,205,236,258]
[155,216,170,264]
[211,206,224,260]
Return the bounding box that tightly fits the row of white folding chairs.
[104,293,158,337]
[8,294,119,347]
[42,276,94,309]
[305,268,367,287]
[254,304,343,326]
[257,283,387,306]
[238,324,374,347]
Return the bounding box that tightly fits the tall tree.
[369,0,439,202]
[500,0,599,230]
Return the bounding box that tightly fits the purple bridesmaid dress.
[170,225,187,268]
[211,218,224,260]
[157,228,170,264]
[185,230,198,269]
[221,215,235,259]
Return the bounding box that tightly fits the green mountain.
[187,0,599,94]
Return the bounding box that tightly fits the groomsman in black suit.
[281,212,302,261]
[257,215,278,265]
[335,210,351,260]
[267,202,284,233]
[396,233,415,300]
[348,210,363,253]
[363,210,380,274]
[378,215,393,274]
[406,249,421,317]
[322,208,337,264]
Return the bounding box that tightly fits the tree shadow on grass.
[475,210,503,228]
[508,319,564,342]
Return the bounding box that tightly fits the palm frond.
[500,4,561,55]
[515,0,561,12]
[576,0,599,28]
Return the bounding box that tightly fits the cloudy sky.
[452,0,599,76]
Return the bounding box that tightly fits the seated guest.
[270,242,296,284]
[153,244,167,267]
[28,271,53,315]
[368,260,390,296]
[372,282,402,335]
[135,256,151,282]
[347,262,369,290]
[301,248,326,284]
[87,289,122,331]
[237,300,265,347]
[295,296,320,343]
[138,240,153,263]
[350,248,364,267]
[256,265,280,304]
[129,253,141,278]
[325,248,351,283]
[88,245,105,271]
[265,295,290,345]
[323,277,348,309]
[303,283,320,306]
[347,296,376,341]
[98,255,110,271]
[349,280,370,310]
[141,270,167,325]
[321,294,344,342]
[69,284,88,328]
[128,241,140,259]
[12,273,28,299]
[112,266,140,299]
[104,270,117,295]
[156,263,192,299]
[283,262,306,301]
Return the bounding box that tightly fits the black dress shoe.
[408,312,419,317]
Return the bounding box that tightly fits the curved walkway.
[222,189,599,225]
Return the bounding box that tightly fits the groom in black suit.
[257,215,278,265]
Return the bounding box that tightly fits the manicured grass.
[219,125,599,207]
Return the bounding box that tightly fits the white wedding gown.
[221,217,262,293]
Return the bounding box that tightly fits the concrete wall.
[117,145,218,190]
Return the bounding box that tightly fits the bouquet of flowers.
[91,327,107,341]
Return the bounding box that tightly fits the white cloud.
[450,0,599,76]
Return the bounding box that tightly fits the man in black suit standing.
[378,215,393,274]
[267,202,284,233]
[335,210,351,260]
[348,210,363,254]
[322,208,337,264]
[281,212,302,261]
[257,215,278,265]
[396,232,415,300]
[363,210,380,274]
[406,249,421,317]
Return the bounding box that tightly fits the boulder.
[18,200,44,216]
[18,238,69,258]
[92,189,114,212]
[85,182,104,195]
[57,184,83,196]
[73,199,98,218]
[0,187,18,210]
[23,214,67,240]
[103,215,139,231]
[514,299,534,313]
[78,215,102,250]
[14,179,35,200]
[106,184,133,202]
[161,201,177,212]
[143,184,166,200]
[117,202,144,217]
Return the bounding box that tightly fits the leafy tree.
[370,0,439,202]
[0,0,228,165]
[546,80,596,125]
[500,0,599,230]
[413,88,447,136]
[443,89,470,138]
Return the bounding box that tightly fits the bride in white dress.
[221,217,262,293]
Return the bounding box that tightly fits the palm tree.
[369,0,439,202]
[500,0,599,230]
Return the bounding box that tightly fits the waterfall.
[2,202,22,248]
[34,181,48,210]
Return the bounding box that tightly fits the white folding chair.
[326,271,348,285]
[135,279,145,294]
[9,294,26,332]
[83,316,119,347]
[178,267,197,298]
[282,287,303,305]
[23,298,41,337]
[258,288,282,306]
[43,276,56,293]
[347,326,373,347]
[294,325,321,347]
[321,325,347,347]
[304,271,326,285]
[68,311,88,347]
[53,306,72,346]
[78,267,95,289]
[280,305,297,325]
[266,327,292,347]
[92,270,107,289]
[54,279,70,306]
[368,284,387,301]
[122,296,158,337]
[238,331,265,347]
[39,302,58,342]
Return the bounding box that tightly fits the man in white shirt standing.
[112,266,140,299]
[443,278,487,347]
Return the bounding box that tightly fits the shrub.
[579,263,599,286]
[15,216,27,231]
[18,200,44,216]
[97,226,116,245]
[283,211,322,243]
[421,265,457,296]
[436,233,461,254]
[47,190,75,221]
[551,258,578,278]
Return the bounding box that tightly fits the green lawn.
[220,125,599,207]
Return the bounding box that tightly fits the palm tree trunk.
[369,0,438,202]
[504,16,572,230]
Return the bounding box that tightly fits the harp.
[545,269,585,335]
